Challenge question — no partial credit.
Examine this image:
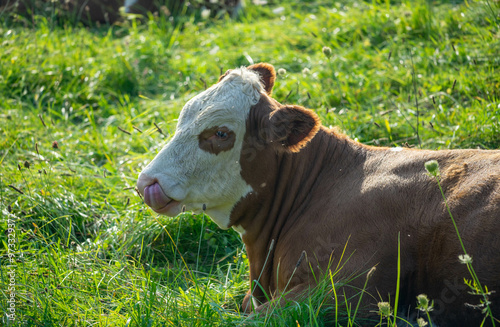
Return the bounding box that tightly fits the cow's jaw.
[137,67,262,229]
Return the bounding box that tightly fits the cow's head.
[137,63,320,229]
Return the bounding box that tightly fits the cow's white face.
[137,67,263,229]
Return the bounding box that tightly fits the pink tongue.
[143,182,172,210]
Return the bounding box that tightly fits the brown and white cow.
[137,63,500,326]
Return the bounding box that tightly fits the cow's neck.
[229,122,366,297]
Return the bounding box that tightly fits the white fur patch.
[138,68,263,229]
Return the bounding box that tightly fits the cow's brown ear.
[269,105,321,152]
[248,63,276,95]
[218,69,232,82]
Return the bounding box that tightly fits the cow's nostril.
[143,182,173,210]
[136,172,156,196]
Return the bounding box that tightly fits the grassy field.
[1,0,499,325]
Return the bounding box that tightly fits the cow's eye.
[216,130,228,139]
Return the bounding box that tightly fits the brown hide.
[229,64,500,326]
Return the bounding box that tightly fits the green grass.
[1,0,499,325]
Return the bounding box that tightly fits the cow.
[0,0,122,24]
[136,63,500,326]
